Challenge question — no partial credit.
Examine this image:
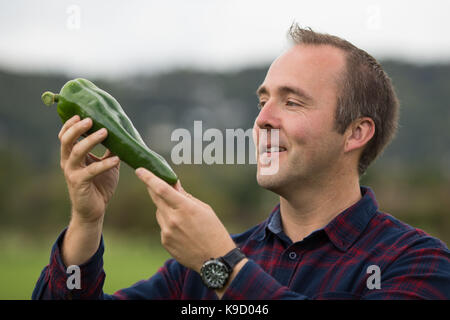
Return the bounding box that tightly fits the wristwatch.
[200,248,246,289]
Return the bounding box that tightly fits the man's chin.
[256,172,283,192]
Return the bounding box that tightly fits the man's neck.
[279,174,362,243]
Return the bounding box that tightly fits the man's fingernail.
[135,168,144,176]
[110,156,119,163]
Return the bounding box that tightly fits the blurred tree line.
[0,60,449,245]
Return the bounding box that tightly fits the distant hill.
[0,60,449,169]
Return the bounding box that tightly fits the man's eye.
[257,101,266,109]
[286,100,301,107]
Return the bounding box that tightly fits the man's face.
[254,44,348,194]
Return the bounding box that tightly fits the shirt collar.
[252,186,379,251]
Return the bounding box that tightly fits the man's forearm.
[61,212,104,266]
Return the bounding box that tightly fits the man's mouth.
[259,145,287,155]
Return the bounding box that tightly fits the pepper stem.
[41,91,59,106]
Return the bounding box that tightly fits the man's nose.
[255,99,281,130]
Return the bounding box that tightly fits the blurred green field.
[0,229,170,299]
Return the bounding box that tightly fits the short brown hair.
[288,23,400,176]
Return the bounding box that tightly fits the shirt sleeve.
[32,228,106,300]
[31,228,186,300]
[221,259,309,300]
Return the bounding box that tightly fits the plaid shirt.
[32,186,450,300]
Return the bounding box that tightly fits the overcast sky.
[1,0,450,77]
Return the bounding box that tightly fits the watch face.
[200,259,230,289]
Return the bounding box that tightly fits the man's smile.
[259,144,287,156]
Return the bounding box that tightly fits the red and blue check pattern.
[32,187,450,299]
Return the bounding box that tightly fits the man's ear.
[344,117,375,153]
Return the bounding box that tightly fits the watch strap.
[219,247,246,270]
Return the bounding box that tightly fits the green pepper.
[41,78,178,185]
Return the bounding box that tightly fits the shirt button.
[288,252,297,260]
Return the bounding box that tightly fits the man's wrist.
[62,214,104,266]
[70,209,104,227]
[215,258,248,299]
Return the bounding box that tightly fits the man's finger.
[82,156,120,180]
[58,115,80,141]
[173,180,188,196]
[135,168,184,208]
[67,128,108,170]
[60,117,93,164]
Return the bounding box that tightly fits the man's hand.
[135,167,237,274]
[59,115,120,266]
[59,115,120,224]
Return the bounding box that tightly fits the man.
[33,24,450,300]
